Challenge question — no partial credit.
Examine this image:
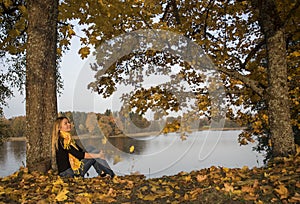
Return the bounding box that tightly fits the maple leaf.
[55,187,69,202]
[78,46,90,59]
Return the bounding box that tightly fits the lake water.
[0,130,265,178]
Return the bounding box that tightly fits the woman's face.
[59,118,71,132]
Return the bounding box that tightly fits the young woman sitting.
[52,116,115,178]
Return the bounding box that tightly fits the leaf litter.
[0,145,299,203]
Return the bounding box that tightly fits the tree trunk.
[26,0,58,173]
[255,0,295,157]
[266,28,295,157]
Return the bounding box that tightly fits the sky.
[3,36,144,119]
[3,28,224,120]
[3,37,110,118]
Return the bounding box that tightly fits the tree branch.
[161,1,171,22]
[170,0,181,25]
[217,66,265,98]
[233,39,265,71]
[283,0,300,27]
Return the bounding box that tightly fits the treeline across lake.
[1,110,242,140]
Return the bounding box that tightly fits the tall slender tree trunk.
[254,0,295,157]
[26,0,58,172]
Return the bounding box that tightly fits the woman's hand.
[84,150,105,159]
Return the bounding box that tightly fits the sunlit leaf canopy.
[86,29,226,127]
[59,0,299,141]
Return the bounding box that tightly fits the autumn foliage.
[1,145,299,203]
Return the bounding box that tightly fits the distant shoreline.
[3,127,245,142]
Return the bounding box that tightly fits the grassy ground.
[1,146,299,203]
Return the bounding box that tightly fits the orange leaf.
[223,183,234,192]
[289,192,300,203]
[196,174,207,183]
[274,184,289,199]
[241,185,255,193]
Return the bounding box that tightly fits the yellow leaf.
[140,186,148,191]
[102,137,107,144]
[165,187,173,195]
[222,167,229,172]
[241,1,248,6]
[129,145,135,153]
[291,51,300,57]
[232,189,242,195]
[143,194,158,201]
[53,177,64,186]
[67,26,76,37]
[55,188,69,202]
[185,175,192,182]
[56,48,62,56]
[0,186,4,196]
[274,184,289,199]
[78,192,92,198]
[296,145,300,156]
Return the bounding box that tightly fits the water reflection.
[0,131,265,178]
[78,135,149,155]
[0,141,26,177]
[78,130,265,178]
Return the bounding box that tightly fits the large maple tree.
[1,0,299,171]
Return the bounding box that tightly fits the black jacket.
[56,139,85,173]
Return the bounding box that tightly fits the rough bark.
[254,0,295,157]
[265,28,295,157]
[26,0,58,172]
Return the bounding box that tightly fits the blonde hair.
[51,116,69,170]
